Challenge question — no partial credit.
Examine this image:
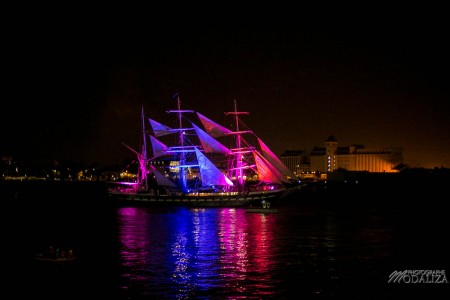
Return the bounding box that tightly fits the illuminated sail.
[258,138,297,179]
[149,135,169,158]
[196,112,232,137]
[192,123,229,154]
[148,118,174,137]
[253,151,289,184]
[121,99,300,196]
[195,148,233,187]
[149,165,177,188]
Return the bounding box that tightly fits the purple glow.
[192,123,229,154]
[117,207,151,282]
[115,207,279,296]
[247,213,275,275]
[195,148,233,187]
[116,181,138,186]
[218,209,277,294]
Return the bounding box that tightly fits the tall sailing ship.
[108,97,301,207]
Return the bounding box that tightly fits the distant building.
[280,150,310,177]
[310,135,403,173]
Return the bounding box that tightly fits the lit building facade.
[310,135,403,173]
[280,150,309,176]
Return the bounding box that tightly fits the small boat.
[246,199,280,213]
[34,246,76,263]
[108,97,302,207]
[33,247,76,276]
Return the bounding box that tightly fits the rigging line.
[237,115,253,132]
[181,113,196,127]
[181,134,198,148]
[239,136,255,150]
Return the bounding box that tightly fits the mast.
[225,99,249,190]
[166,95,194,192]
[139,106,148,191]
[234,100,243,188]
[178,96,186,189]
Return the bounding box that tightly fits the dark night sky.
[3,13,449,169]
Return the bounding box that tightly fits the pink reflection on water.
[117,207,150,282]
[219,209,248,278]
[116,207,278,296]
[218,208,277,294]
[247,213,275,274]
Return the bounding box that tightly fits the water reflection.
[117,207,150,282]
[117,207,280,298]
[116,206,395,298]
[218,209,277,295]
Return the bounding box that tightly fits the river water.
[3,175,449,298]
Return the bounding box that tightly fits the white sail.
[253,151,290,184]
[149,135,169,158]
[148,118,175,137]
[196,112,232,137]
[258,138,297,179]
[195,148,234,187]
[149,165,177,188]
[192,123,230,154]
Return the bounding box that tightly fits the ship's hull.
[108,185,301,208]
